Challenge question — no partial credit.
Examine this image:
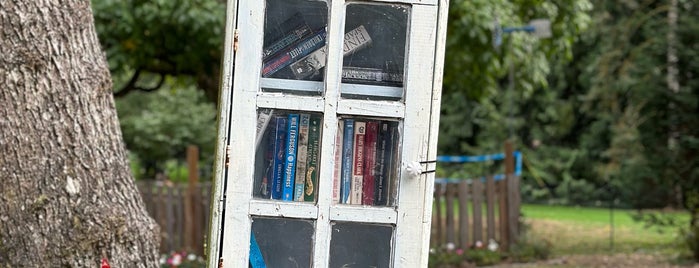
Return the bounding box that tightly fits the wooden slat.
[498,180,509,250]
[508,175,521,241]
[472,179,483,243]
[457,181,470,250]
[433,183,443,245]
[504,141,517,245]
[445,184,456,245]
[486,175,496,241]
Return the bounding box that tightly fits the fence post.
[185,145,200,254]
[504,141,519,244]
[457,181,470,251]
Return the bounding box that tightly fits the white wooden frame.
[207,0,449,267]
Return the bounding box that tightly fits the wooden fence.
[431,175,521,251]
[137,181,212,256]
[136,177,520,255]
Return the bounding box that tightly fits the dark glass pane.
[329,222,394,268]
[262,0,328,87]
[341,4,409,100]
[250,217,315,267]
[254,109,323,203]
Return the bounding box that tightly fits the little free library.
[207,0,449,267]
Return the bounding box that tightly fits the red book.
[362,121,379,205]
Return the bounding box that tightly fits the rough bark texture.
[0,1,160,267]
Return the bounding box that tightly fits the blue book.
[282,114,300,201]
[340,119,355,204]
[270,117,288,200]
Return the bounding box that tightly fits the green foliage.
[508,235,552,263]
[116,81,217,177]
[464,248,502,266]
[428,245,503,267]
[92,0,225,101]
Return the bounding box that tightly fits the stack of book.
[335,119,400,206]
[262,13,401,86]
[259,113,322,202]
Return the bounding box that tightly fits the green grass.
[520,204,690,256]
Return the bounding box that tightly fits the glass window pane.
[341,4,410,100]
[329,222,394,268]
[334,118,401,207]
[251,217,315,267]
[254,109,323,203]
[262,0,328,92]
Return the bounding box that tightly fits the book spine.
[342,25,372,55]
[362,121,379,205]
[294,114,310,201]
[387,122,401,206]
[304,115,321,202]
[282,114,299,201]
[289,25,372,79]
[341,67,403,86]
[259,123,274,199]
[262,24,312,61]
[340,119,355,204]
[255,109,274,149]
[262,29,327,77]
[351,121,366,205]
[375,121,396,205]
[270,117,288,200]
[332,121,343,203]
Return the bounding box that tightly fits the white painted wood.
[366,0,438,6]
[312,0,345,267]
[219,0,265,267]
[337,99,405,118]
[340,83,403,99]
[256,93,325,112]
[393,5,439,267]
[260,77,324,94]
[208,0,448,267]
[206,0,238,267]
[329,206,398,224]
[249,200,318,219]
[419,0,450,266]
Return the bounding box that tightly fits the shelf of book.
[254,110,324,203]
[260,78,324,94]
[337,99,405,118]
[260,76,404,100]
[341,83,403,100]
[329,206,397,224]
[334,118,402,207]
[250,200,318,219]
[256,93,325,112]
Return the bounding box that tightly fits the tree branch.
[114,68,142,97]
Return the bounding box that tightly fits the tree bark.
[0,1,159,267]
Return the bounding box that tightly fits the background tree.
[93,0,226,103]
[0,1,159,266]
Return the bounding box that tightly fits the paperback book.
[340,119,355,204]
[270,116,288,200]
[262,29,327,77]
[289,25,373,79]
[293,114,310,201]
[362,121,379,205]
[350,121,366,205]
[304,115,321,202]
[282,114,300,201]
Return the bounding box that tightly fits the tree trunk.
[0,1,160,267]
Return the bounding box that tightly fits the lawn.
[520,204,689,256]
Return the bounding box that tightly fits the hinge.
[233,29,239,52]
